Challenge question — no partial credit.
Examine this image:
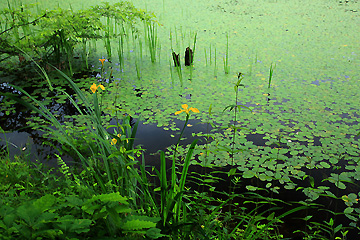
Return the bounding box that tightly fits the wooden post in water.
[185,47,193,66]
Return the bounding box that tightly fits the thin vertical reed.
[118,33,124,68]
[204,48,207,66]
[176,66,183,86]
[135,60,141,80]
[268,62,276,88]
[104,16,112,60]
[81,39,89,69]
[223,33,230,74]
[192,32,197,57]
[138,38,143,61]
[189,64,193,80]
[146,22,157,63]
[214,47,217,76]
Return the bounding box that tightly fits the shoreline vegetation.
[1,1,360,239]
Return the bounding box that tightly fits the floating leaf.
[246,185,258,191]
[320,162,330,169]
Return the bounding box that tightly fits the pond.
[1,0,360,237]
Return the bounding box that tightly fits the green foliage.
[4,65,146,201]
[0,1,156,71]
[1,58,165,238]
[0,153,162,239]
[0,149,65,205]
[155,140,198,237]
[295,217,349,240]
[0,189,161,239]
[55,215,92,236]
[0,194,91,239]
[82,192,161,237]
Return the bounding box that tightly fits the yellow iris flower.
[111,138,117,145]
[175,104,199,115]
[111,134,129,145]
[90,83,105,93]
[99,58,106,66]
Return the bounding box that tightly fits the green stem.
[172,114,190,189]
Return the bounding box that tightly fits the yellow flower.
[90,83,105,93]
[99,58,106,66]
[111,138,117,145]
[111,134,129,145]
[175,104,199,115]
[118,133,129,143]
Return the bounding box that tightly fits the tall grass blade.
[146,22,158,63]
[204,48,207,66]
[223,33,230,74]
[192,32,197,59]
[268,62,276,88]
[160,151,168,225]
[214,47,217,76]
[118,32,124,68]
[178,139,198,193]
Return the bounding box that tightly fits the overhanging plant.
[0,1,157,72]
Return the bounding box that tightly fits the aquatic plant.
[81,38,91,69]
[223,72,252,165]
[191,32,197,62]
[145,22,158,63]
[131,34,142,80]
[294,217,349,240]
[173,104,199,169]
[204,48,208,66]
[172,51,180,67]
[214,46,217,76]
[223,33,230,74]
[104,16,113,60]
[117,30,125,68]
[210,44,212,65]
[268,62,276,88]
[4,63,138,196]
[171,51,183,84]
[90,83,105,94]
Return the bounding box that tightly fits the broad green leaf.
[344,207,353,214]
[320,162,330,169]
[246,185,258,191]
